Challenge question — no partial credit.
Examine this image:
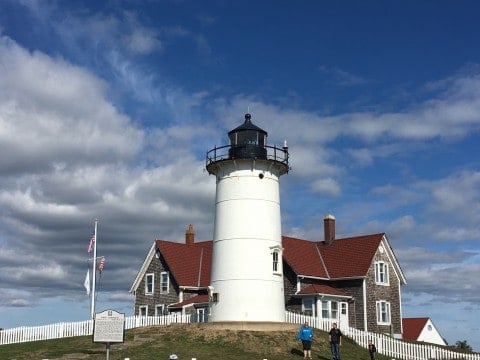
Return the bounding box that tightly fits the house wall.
[283,263,301,312]
[282,259,403,336]
[133,253,178,316]
[365,248,402,336]
[327,279,365,331]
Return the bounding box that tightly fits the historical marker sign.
[93,309,125,343]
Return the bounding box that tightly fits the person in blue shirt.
[296,321,314,359]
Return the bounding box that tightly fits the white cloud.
[124,29,162,55]
[0,36,143,176]
[310,178,341,197]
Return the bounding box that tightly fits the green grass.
[0,324,391,360]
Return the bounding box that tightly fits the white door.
[197,308,207,322]
[339,302,348,329]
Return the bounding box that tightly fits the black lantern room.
[228,113,267,160]
[205,113,289,175]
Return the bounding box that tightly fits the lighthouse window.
[272,251,279,272]
[270,246,282,274]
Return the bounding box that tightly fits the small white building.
[402,317,447,346]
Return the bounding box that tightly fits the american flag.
[87,235,95,253]
[98,257,105,273]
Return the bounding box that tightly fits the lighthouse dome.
[228,113,267,160]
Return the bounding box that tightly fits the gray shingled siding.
[133,252,179,316]
[365,250,402,336]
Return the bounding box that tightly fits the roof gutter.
[167,301,209,310]
[179,286,207,290]
[294,293,351,300]
[298,274,365,281]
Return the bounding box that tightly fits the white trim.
[160,271,169,294]
[139,305,148,316]
[155,304,165,316]
[145,273,154,295]
[130,242,156,293]
[381,235,407,285]
[376,300,391,325]
[374,261,389,285]
[363,279,367,331]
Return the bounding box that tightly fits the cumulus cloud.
[0,36,143,176]
[0,36,216,310]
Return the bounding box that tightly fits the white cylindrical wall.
[210,160,285,322]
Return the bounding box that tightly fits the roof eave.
[129,242,156,293]
[297,274,364,281]
[294,293,352,300]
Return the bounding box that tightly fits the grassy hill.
[0,323,391,360]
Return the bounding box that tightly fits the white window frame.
[341,302,347,315]
[270,245,282,275]
[160,271,169,293]
[321,300,339,320]
[375,261,389,285]
[145,273,154,295]
[331,300,338,319]
[139,305,148,317]
[376,300,391,325]
[302,298,314,315]
[155,304,165,316]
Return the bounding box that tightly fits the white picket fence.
[286,312,480,360]
[0,313,192,346]
[1,312,479,360]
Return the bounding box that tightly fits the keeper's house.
[130,216,407,337]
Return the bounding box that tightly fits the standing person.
[296,321,314,359]
[368,339,376,360]
[328,322,342,360]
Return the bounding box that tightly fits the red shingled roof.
[283,233,384,279]
[402,317,429,341]
[298,284,347,296]
[156,232,384,287]
[168,294,209,309]
[156,240,212,287]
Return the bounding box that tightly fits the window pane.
[272,251,279,272]
[160,272,169,293]
[145,274,153,294]
[331,301,338,319]
[322,300,329,318]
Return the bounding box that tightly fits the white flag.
[84,269,90,295]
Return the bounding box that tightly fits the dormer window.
[375,261,389,285]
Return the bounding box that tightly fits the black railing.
[206,144,289,170]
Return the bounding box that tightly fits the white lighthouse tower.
[206,113,289,322]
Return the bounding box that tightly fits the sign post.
[93,310,125,360]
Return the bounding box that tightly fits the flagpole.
[90,219,98,319]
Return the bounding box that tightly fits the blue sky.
[0,0,479,351]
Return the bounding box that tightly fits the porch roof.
[168,294,209,309]
[296,284,349,297]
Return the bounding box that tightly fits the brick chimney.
[323,214,335,245]
[185,224,195,245]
